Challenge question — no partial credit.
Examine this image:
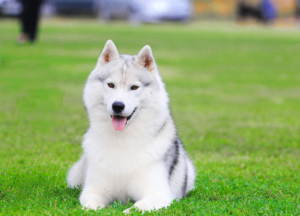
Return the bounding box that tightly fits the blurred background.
[0,0,299,25]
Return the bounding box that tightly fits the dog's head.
[84,40,166,131]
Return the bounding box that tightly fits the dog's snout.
[112,102,125,113]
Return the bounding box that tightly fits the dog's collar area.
[110,108,137,121]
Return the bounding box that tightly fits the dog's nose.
[112,102,125,113]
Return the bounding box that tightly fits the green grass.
[1,18,300,215]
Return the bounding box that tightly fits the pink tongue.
[112,116,127,130]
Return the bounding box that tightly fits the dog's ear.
[136,45,156,72]
[98,40,119,66]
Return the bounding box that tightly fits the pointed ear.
[136,45,156,72]
[98,40,119,66]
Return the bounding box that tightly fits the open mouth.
[110,108,136,131]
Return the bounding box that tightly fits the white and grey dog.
[67,40,195,213]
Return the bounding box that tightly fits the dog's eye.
[108,83,115,88]
[131,86,139,90]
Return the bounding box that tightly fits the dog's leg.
[124,163,173,213]
[80,190,107,210]
[67,154,86,188]
[79,167,110,210]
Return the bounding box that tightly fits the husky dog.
[67,40,195,213]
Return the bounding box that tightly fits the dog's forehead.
[99,55,153,85]
[120,54,136,62]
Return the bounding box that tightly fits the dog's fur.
[67,40,195,213]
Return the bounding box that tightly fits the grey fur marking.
[182,163,188,198]
[98,75,107,82]
[156,118,168,136]
[97,69,113,82]
[120,54,133,62]
[168,138,180,178]
[140,80,152,87]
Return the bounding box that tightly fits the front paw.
[80,192,106,211]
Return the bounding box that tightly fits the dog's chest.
[88,143,155,173]
[85,131,166,168]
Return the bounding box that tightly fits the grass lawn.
[0,18,300,215]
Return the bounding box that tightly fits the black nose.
[112,102,125,113]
